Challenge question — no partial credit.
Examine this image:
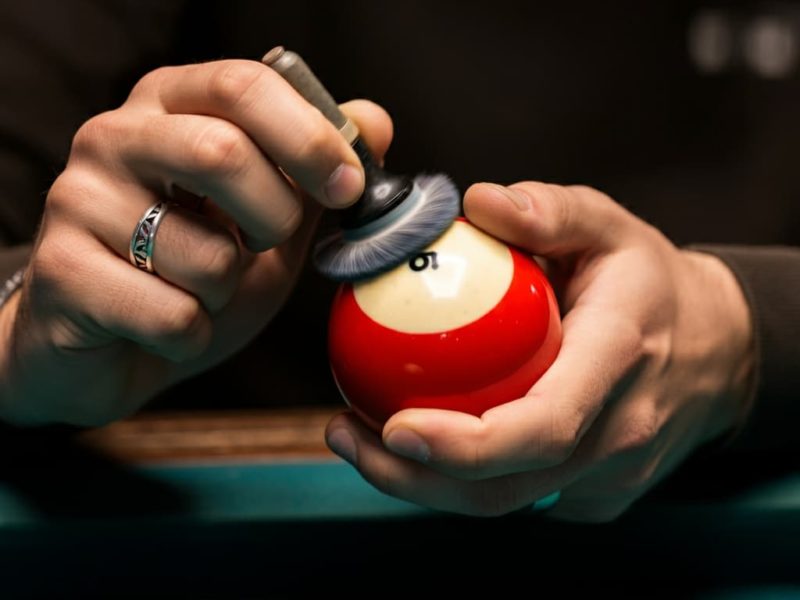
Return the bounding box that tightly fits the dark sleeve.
[0,0,189,280]
[691,244,800,453]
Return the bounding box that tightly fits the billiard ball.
[328,218,562,432]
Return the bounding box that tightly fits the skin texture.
[325,182,755,522]
[0,59,394,427]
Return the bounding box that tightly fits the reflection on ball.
[328,218,562,431]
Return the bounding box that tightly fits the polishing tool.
[262,47,460,281]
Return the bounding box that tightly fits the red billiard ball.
[328,218,562,431]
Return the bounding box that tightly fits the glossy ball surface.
[328,218,562,431]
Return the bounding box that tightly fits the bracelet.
[0,268,25,311]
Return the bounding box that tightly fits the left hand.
[325,181,754,521]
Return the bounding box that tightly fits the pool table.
[0,407,798,597]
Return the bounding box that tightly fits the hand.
[325,181,754,521]
[0,59,392,426]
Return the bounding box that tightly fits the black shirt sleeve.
[692,244,800,454]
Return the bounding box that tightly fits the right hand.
[0,60,393,426]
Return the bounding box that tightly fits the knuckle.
[539,416,582,466]
[603,316,646,372]
[45,169,98,216]
[566,184,607,203]
[132,293,210,362]
[160,296,205,341]
[207,60,268,110]
[30,232,84,288]
[190,122,251,177]
[197,233,241,288]
[567,185,619,216]
[291,121,336,167]
[71,111,126,157]
[623,319,647,357]
[614,406,661,456]
[130,66,173,97]
[253,205,303,250]
[272,205,303,244]
[45,167,91,210]
[514,182,577,245]
[44,173,75,215]
[546,184,578,236]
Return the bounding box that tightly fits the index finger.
[382,304,645,480]
[142,60,364,209]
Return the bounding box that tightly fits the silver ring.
[129,201,170,274]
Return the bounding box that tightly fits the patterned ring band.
[129,201,170,274]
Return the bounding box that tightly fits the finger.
[536,423,650,523]
[339,99,394,162]
[463,181,632,258]
[547,412,701,523]
[544,414,673,524]
[546,476,642,523]
[148,204,243,313]
[381,304,644,480]
[54,171,243,313]
[44,234,213,362]
[149,60,364,209]
[121,113,304,252]
[325,412,553,517]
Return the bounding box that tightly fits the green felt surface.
[137,460,429,521]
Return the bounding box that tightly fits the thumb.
[463,182,630,258]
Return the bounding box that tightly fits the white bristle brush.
[262,46,460,282]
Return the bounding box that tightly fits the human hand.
[0,59,392,426]
[325,181,754,521]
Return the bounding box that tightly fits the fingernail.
[487,183,530,211]
[324,163,364,207]
[327,428,358,465]
[531,491,561,512]
[384,429,430,463]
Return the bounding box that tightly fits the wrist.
[681,250,756,439]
